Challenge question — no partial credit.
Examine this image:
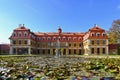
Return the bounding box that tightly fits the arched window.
[91,32,94,37]
[58,37,61,40]
[42,37,45,40]
[18,32,22,37]
[96,32,100,37]
[68,37,71,41]
[53,37,56,41]
[102,32,106,37]
[24,32,28,37]
[37,37,41,40]
[47,37,51,41]
[63,36,66,41]
[78,37,82,41]
[73,37,77,41]
[13,32,17,37]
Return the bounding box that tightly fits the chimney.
[19,24,22,27]
[23,24,24,27]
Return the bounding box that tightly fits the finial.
[19,24,22,27]
[23,24,24,27]
[94,24,98,27]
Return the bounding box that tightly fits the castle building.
[9,24,108,55]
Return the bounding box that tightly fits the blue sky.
[0,0,120,43]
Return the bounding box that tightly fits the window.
[48,49,50,54]
[102,40,106,45]
[24,40,27,45]
[13,32,16,37]
[74,49,76,54]
[48,37,51,41]
[13,40,16,44]
[42,37,45,40]
[43,50,45,54]
[102,33,106,37]
[91,40,94,45]
[18,32,22,37]
[24,32,28,37]
[66,42,68,46]
[97,40,100,45]
[73,37,77,41]
[69,43,71,47]
[53,42,57,47]
[19,40,22,45]
[58,38,61,41]
[69,49,71,54]
[13,48,16,54]
[13,33,16,37]
[91,32,94,37]
[79,43,82,47]
[74,43,76,47]
[91,48,94,54]
[37,37,41,41]
[53,37,56,41]
[102,48,106,54]
[63,37,66,41]
[48,42,51,47]
[97,48,100,54]
[96,33,100,37]
[79,49,81,55]
[37,44,39,47]
[78,37,82,41]
[68,37,71,41]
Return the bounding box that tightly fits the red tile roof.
[0,44,10,50]
[89,24,104,31]
[34,32,85,36]
[14,24,30,31]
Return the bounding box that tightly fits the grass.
[1,54,120,58]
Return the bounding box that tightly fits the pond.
[0,55,120,80]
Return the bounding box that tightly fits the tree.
[117,44,120,55]
[108,19,120,44]
[108,31,118,44]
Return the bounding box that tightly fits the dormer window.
[48,37,51,41]
[53,37,56,41]
[91,32,94,37]
[24,32,28,37]
[37,37,39,40]
[18,32,22,37]
[58,37,61,40]
[13,32,16,37]
[73,37,77,41]
[63,37,66,41]
[37,37,41,40]
[68,37,71,41]
[96,32,100,37]
[78,37,82,41]
[42,37,45,40]
[102,33,106,37]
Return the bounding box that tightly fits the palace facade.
[9,24,108,55]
